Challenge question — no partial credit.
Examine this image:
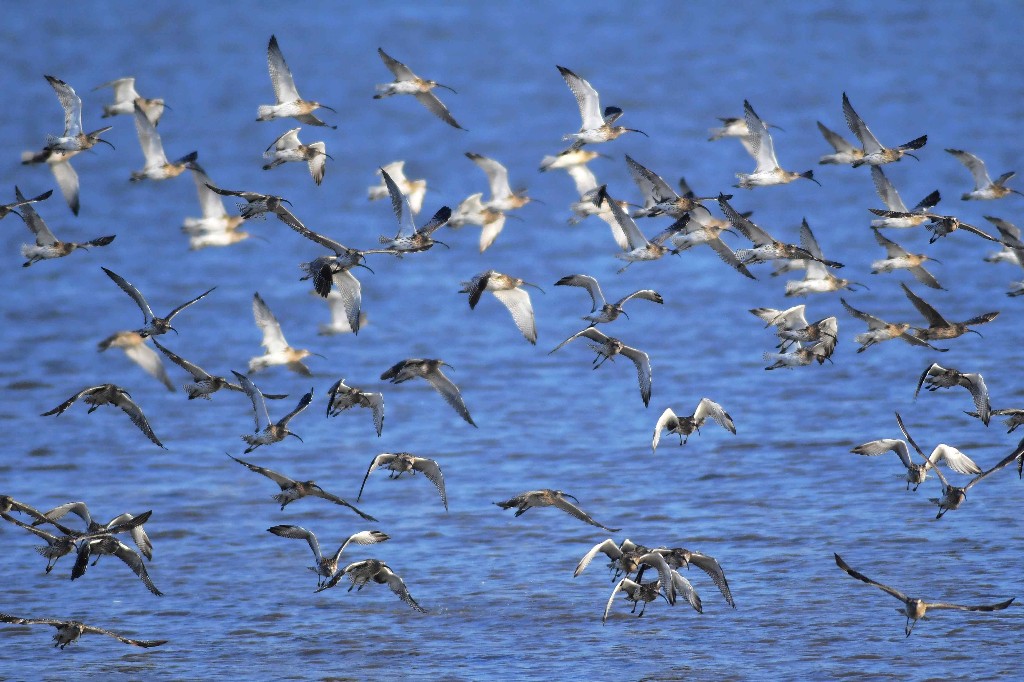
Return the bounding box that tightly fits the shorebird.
[151,338,285,401]
[0,613,167,649]
[494,489,620,532]
[870,209,1000,244]
[465,152,531,212]
[840,297,947,353]
[815,121,864,165]
[901,282,999,341]
[602,577,674,622]
[262,128,331,185]
[736,100,819,188]
[71,533,162,596]
[564,164,631,246]
[31,502,152,560]
[97,331,174,391]
[320,559,427,612]
[41,384,164,448]
[751,304,809,343]
[981,216,1023,268]
[1,512,80,573]
[129,102,196,181]
[557,65,646,149]
[368,161,426,214]
[834,553,1013,636]
[374,47,462,129]
[539,147,603,172]
[915,363,990,425]
[460,270,542,344]
[446,192,508,252]
[970,409,1024,435]
[19,148,81,215]
[377,168,452,254]
[662,206,756,279]
[230,455,375,520]
[102,267,215,338]
[652,400,736,451]
[763,344,833,370]
[869,166,940,229]
[326,378,384,436]
[249,292,323,376]
[268,526,388,588]
[233,371,312,453]
[203,182,304,229]
[93,77,165,124]
[181,162,248,249]
[784,219,861,296]
[945,148,1021,200]
[922,440,1024,518]
[720,196,839,268]
[709,115,782,153]
[555,274,663,326]
[842,92,927,167]
[16,187,114,266]
[870,228,943,289]
[551,327,652,406]
[624,155,718,219]
[42,76,114,153]
[258,35,336,128]
[380,358,476,427]
[358,452,447,511]
[594,186,673,272]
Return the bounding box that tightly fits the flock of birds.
[2,32,1023,651]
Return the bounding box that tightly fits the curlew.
[555,274,662,326]
[319,559,427,612]
[652,400,736,451]
[230,454,375,519]
[267,526,388,587]
[249,292,324,376]
[181,162,248,249]
[870,228,943,289]
[869,166,940,229]
[494,489,620,532]
[0,613,166,649]
[736,100,819,188]
[841,297,947,353]
[232,371,312,453]
[945,148,1021,200]
[901,282,998,341]
[97,331,174,392]
[262,127,331,185]
[102,267,214,338]
[557,65,646,150]
[42,75,114,154]
[843,92,927,167]
[93,77,165,124]
[41,384,164,448]
[915,362,990,426]
[368,161,426,214]
[151,338,285,401]
[460,270,542,344]
[326,378,384,437]
[551,327,651,406]
[377,168,452,254]
[380,358,476,426]
[16,187,114,266]
[257,35,336,127]
[358,452,447,511]
[375,47,463,129]
[129,102,196,181]
[816,121,864,165]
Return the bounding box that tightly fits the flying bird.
[842,92,927,167]
[494,489,620,532]
[129,102,196,181]
[374,48,463,129]
[380,358,476,427]
[262,127,331,185]
[945,148,1021,200]
[915,363,990,426]
[550,327,652,406]
[555,274,663,326]
[102,267,214,338]
[652,399,736,451]
[557,65,646,149]
[249,292,324,375]
[358,452,447,511]
[267,526,388,587]
[42,75,114,153]
[736,100,818,188]
[0,613,166,649]
[41,384,164,448]
[257,35,336,127]
[326,378,384,437]
[460,270,542,344]
[232,372,312,453]
[15,187,114,266]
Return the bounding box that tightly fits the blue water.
[1,2,1022,680]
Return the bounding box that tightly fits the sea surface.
[1,2,1022,680]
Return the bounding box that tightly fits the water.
[1,2,1022,680]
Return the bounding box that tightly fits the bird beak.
[356,261,375,274]
[97,138,116,150]
[440,362,455,370]
[324,153,336,161]
[319,104,338,113]
[312,352,328,360]
[520,281,545,293]
[847,281,870,291]
[435,83,457,94]
[928,257,943,264]
[620,310,631,320]
[281,198,293,206]
[906,152,920,162]
[433,239,451,249]
[967,329,983,338]
[626,128,649,138]
[168,326,179,335]
[287,432,304,442]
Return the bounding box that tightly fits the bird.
[326,378,384,437]
[180,162,248,249]
[41,384,164,448]
[661,207,757,279]
[970,409,1024,435]
[464,152,531,212]
[557,65,646,149]
[539,147,604,172]
[377,168,452,254]
[736,100,819,188]
[446,191,509,252]
[374,47,462,129]
[203,183,304,229]
[19,148,82,215]
[229,455,375,520]
[318,291,369,336]
[319,559,427,612]
[750,304,809,345]
[815,121,864,165]
[834,553,1013,636]
[262,128,331,185]
[652,400,736,451]
[249,292,324,376]
[358,452,447,511]
[267,526,389,587]
[15,186,114,266]
[554,274,663,326]
[842,92,927,167]
[868,166,940,229]
[550,327,651,406]
[93,76,165,124]
[30,502,152,560]
[625,155,718,218]
[71,533,163,597]
[784,219,860,296]
[257,35,336,127]
[102,267,215,338]
[0,613,166,649]
[981,216,1023,265]
[870,209,1001,244]
[720,196,839,268]
[900,282,999,341]
[915,363,990,426]
[593,185,673,272]
[42,75,114,154]
[97,331,174,391]
[870,228,943,290]
[0,511,82,573]
[150,338,285,401]
[460,270,542,344]
[602,577,674,623]
[840,297,947,353]
[368,161,426,214]
[945,148,1021,200]
[494,489,620,532]
[380,358,476,427]
[129,102,196,181]
[762,344,834,370]
[232,371,312,453]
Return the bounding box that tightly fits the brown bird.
[0,613,166,649]
[494,489,619,532]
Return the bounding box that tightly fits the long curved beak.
[323,153,335,161]
[626,128,649,138]
[967,329,983,338]
[281,198,293,206]
[620,310,631,319]
[97,138,116,150]
[520,281,545,293]
[356,261,375,274]
[161,103,173,112]
[433,239,450,249]
[287,432,304,442]
[906,152,920,161]
[435,83,457,94]
[927,257,942,264]
[440,362,455,370]
[311,352,328,360]
[846,281,870,291]
[319,104,338,114]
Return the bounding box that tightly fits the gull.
[494,489,620,532]
[377,168,452,254]
[262,128,331,185]
[595,185,673,272]
[20,148,81,215]
[842,92,927,167]
[922,439,1024,518]
[0,613,166,649]
[915,363,990,426]
[870,228,943,290]
[129,102,196,181]
[31,502,152,560]
[834,553,1014,636]
[869,166,941,229]
[151,338,286,402]
[465,152,531,212]
[625,155,718,219]
[368,161,426,214]
[551,327,651,406]
[319,559,427,612]
[16,187,114,266]
[267,526,388,587]
[557,65,647,149]
[784,219,861,296]
[460,270,542,344]
[102,267,215,338]
[720,196,839,268]
[945,148,1021,200]
[736,100,819,188]
[869,209,1000,244]
[181,162,248,249]
[815,121,864,165]
[203,182,304,229]
[652,399,736,451]
[901,282,999,341]
[230,455,375,519]
[249,292,323,376]
[446,192,508,252]
[41,384,164,448]
[380,358,476,427]
[71,534,162,596]
[358,452,447,511]
[841,297,947,353]
[257,35,336,127]
[42,75,114,153]
[981,216,1023,265]
[232,371,312,453]
[554,274,663,326]
[374,47,462,129]
[93,77,165,124]
[97,331,174,392]
[326,378,384,437]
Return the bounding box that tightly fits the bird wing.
[718,195,772,245]
[625,155,676,207]
[268,524,321,562]
[13,187,58,245]
[946,148,992,190]
[914,362,944,399]
[228,453,295,489]
[415,206,452,238]
[850,439,914,470]
[104,512,153,560]
[478,211,507,252]
[900,282,948,327]
[984,216,1022,244]
[600,187,649,250]
[928,444,982,476]
[637,552,677,606]
[557,66,603,131]
[551,494,620,532]
[80,623,167,647]
[962,373,991,425]
[841,297,887,330]
[566,164,598,196]
[330,270,363,334]
[870,166,908,212]
[492,287,537,344]
[150,338,212,381]
[957,221,1001,242]
[49,157,80,216]
[798,219,825,260]
[925,597,1016,613]
[306,142,328,185]
[358,453,394,501]
[687,552,734,607]
[834,553,909,603]
[966,440,1024,491]
[906,264,942,289]
[694,398,736,433]
[466,153,512,202]
[704,234,757,279]
[165,287,215,324]
[842,92,882,155]
[422,367,476,427]
[122,339,174,391]
[377,47,416,80]
[817,121,858,154]
[132,101,168,168]
[366,392,385,437]
[46,75,82,136]
[911,190,942,213]
[102,268,154,322]
[34,501,91,530]
[574,538,621,577]
[277,389,313,429]
[670,569,703,613]
[231,370,270,432]
[414,91,463,129]
[412,457,448,511]
[603,578,636,624]
[252,292,289,354]
[40,385,111,416]
[266,128,301,153]
[743,100,780,172]
[652,408,677,452]
[381,566,428,613]
[382,168,417,238]
[267,35,300,103]
[620,344,652,407]
[550,326,610,354]
[871,227,909,258]
[337,530,390,556]
[895,413,931,471]
[111,540,163,596]
[616,289,663,307]
[555,274,605,311]
[109,391,164,448]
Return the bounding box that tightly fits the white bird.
[19,148,82,215]
[557,65,647,149]
[446,192,508,252]
[870,228,943,289]
[262,128,331,185]
[358,452,447,511]
[460,270,542,344]
[232,371,312,453]
[550,327,651,407]
[42,75,114,154]
[380,359,476,427]
[784,219,860,296]
[735,100,818,188]
[97,331,173,392]
[93,77,165,124]
[368,161,426,215]
[181,162,248,249]
[249,292,323,376]
[465,152,531,212]
[326,378,384,436]
[16,187,114,266]
[102,267,215,338]
[868,166,941,229]
[915,363,990,426]
[652,400,736,451]
[815,121,864,165]
[129,102,196,181]
[945,148,1021,201]
[257,35,336,127]
[843,92,927,167]
[554,274,663,326]
[374,48,463,129]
